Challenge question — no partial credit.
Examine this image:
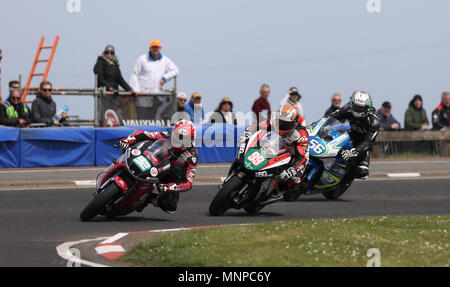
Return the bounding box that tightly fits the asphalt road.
[0,178,449,266]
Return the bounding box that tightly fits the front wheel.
[322,178,353,200]
[80,183,122,221]
[209,175,242,216]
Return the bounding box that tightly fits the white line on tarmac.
[56,237,110,267]
[387,172,421,178]
[100,232,128,244]
[74,180,96,186]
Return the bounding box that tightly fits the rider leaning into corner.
[119,119,198,214]
[231,103,310,200]
[329,91,380,179]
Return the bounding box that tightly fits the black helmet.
[351,91,373,119]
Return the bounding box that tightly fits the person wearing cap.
[404,94,429,130]
[176,92,187,112]
[130,39,179,118]
[171,92,191,124]
[209,97,237,125]
[184,92,205,123]
[94,45,131,92]
[280,87,304,119]
[376,101,400,131]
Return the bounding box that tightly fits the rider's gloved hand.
[119,136,136,150]
[280,167,297,182]
[157,183,177,193]
[340,148,359,161]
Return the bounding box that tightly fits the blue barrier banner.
[0,127,20,168]
[195,124,238,163]
[20,128,95,167]
[95,125,170,166]
[1,124,247,168]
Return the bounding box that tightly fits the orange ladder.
[21,36,59,102]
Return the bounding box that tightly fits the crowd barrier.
[0,124,241,168]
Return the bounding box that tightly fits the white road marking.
[100,232,128,244]
[74,180,96,186]
[56,237,109,267]
[387,172,421,178]
[95,245,126,254]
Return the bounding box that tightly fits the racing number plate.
[245,149,268,170]
[133,155,152,172]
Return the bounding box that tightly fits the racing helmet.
[272,104,299,136]
[171,120,196,150]
[351,91,373,119]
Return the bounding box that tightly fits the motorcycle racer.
[119,119,198,213]
[233,104,309,198]
[329,91,380,179]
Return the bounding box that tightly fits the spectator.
[324,93,342,117]
[432,91,450,130]
[94,45,131,92]
[0,89,31,127]
[5,80,21,102]
[171,92,190,124]
[31,81,68,126]
[404,94,429,130]
[176,92,187,112]
[184,92,205,123]
[377,101,400,131]
[252,83,271,123]
[0,49,3,104]
[280,87,303,116]
[209,97,237,125]
[130,39,179,118]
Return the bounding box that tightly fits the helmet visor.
[278,119,296,135]
[171,129,193,149]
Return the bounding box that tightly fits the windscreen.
[146,139,172,162]
[317,117,350,140]
[259,132,283,158]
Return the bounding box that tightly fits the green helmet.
[351,91,373,119]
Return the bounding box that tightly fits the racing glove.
[340,148,359,161]
[119,135,136,150]
[280,167,297,182]
[157,183,178,193]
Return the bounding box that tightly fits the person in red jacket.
[119,120,198,213]
[252,83,271,123]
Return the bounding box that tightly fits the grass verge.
[120,215,449,267]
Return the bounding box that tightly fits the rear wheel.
[209,175,242,216]
[80,183,122,221]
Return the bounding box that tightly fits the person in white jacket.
[130,39,179,118]
[280,87,304,122]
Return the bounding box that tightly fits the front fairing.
[308,117,352,158]
[125,139,172,183]
[241,131,291,178]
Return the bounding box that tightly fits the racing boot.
[282,176,303,202]
[135,193,159,213]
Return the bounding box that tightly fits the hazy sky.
[1,0,449,126]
